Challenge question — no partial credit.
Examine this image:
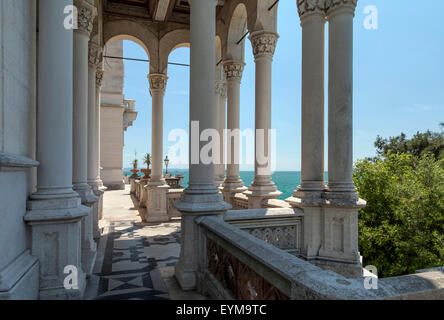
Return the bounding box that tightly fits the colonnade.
[25,0,105,299]
[24,0,362,297]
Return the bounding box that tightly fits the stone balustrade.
[131,179,184,221]
[225,208,304,254]
[197,215,444,300]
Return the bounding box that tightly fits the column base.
[325,181,359,206]
[244,184,282,209]
[222,179,247,205]
[144,183,170,223]
[91,184,105,239]
[287,185,327,206]
[25,195,88,300]
[174,185,231,291]
[175,259,197,292]
[74,184,98,276]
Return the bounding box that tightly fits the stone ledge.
[0,250,38,293]
[0,152,39,168]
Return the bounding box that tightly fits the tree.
[354,128,444,277]
[374,124,444,161]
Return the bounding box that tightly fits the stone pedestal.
[25,196,89,299]
[138,179,148,208]
[286,196,365,278]
[144,184,170,223]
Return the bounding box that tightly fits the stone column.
[245,31,282,209]
[95,68,104,190]
[72,0,98,276]
[175,0,231,291]
[287,1,326,207]
[218,82,227,185]
[222,60,247,204]
[87,42,104,240]
[24,0,89,299]
[325,0,359,204]
[144,74,170,222]
[214,80,226,186]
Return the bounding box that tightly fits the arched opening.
[100,37,150,188]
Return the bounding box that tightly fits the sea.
[124,169,328,200]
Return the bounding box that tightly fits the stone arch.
[224,2,248,61]
[159,29,190,75]
[103,18,157,71]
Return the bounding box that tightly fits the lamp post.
[164,156,170,174]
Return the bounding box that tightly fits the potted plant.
[141,153,151,179]
[130,151,139,179]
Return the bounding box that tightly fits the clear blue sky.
[121,0,444,171]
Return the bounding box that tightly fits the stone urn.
[130,169,139,180]
[140,169,151,180]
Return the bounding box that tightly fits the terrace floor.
[84,185,204,300]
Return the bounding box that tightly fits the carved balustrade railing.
[197,215,444,300]
[225,208,304,254]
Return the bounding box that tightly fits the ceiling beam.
[153,0,172,21]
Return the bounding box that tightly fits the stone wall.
[100,40,125,190]
[0,0,39,299]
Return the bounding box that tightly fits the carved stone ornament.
[148,74,168,93]
[88,43,102,67]
[223,61,245,82]
[249,31,279,60]
[297,0,328,18]
[326,0,358,14]
[96,69,104,88]
[214,80,227,96]
[74,0,97,37]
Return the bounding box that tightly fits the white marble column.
[222,60,247,203]
[144,74,170,222]
[214,80,226,186]
[175,0,230,291]
[218,82,227,184]
[87,42,104,240]
[287,1,326,206]
[87,42,101,189]
[72,0,98,276]
[95,68,104,189]
[245,31,282,208]
[24,0,89,299]
[325,0,359,204]
[147,73,168,185]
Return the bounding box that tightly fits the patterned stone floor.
[85,186,181,300]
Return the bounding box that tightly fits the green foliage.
[354,153,444,277]
[374,124,444,161]
[143,153,151,168]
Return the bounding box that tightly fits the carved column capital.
[223,60,245,82]
[326,0,357,16]
[249,31,279,61]
[96,69,104,88]
[297,0,328,19]
[148,73,168,94]
[74,0,97,37]
[88,42,102,68]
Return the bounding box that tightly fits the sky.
[120,0,444,171]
